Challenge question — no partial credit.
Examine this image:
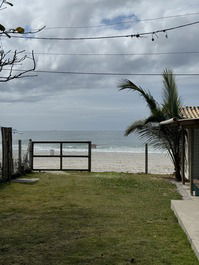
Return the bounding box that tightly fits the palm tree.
[119,69,183,181]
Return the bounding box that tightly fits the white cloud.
[0,0,198,129]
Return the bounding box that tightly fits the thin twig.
[0,50,36,82]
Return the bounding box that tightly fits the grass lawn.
[0,172,198,265]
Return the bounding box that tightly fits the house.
[160,106,199,196]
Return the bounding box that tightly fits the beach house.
[160,106,199,196]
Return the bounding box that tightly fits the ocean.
[8,130,173,174]
[12,130,164,154]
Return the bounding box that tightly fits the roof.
[180,106,199,119]
[160,106,199,127]
[160,117,199,127]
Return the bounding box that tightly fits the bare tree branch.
[0,1,46,81]
[0,25,46,38]
[0,0,5,8]
[0,50,37,82]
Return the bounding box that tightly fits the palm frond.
[119,79,161,118]
[120,69,183,180]
[162,69,182,118]
[144,114,164,124]
[125,119,146,136]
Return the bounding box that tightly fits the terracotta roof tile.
[180,106,199,119]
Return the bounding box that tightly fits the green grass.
[0,172,198,265]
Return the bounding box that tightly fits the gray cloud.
[0,0,198,129]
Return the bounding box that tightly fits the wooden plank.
[33,169,89,172]
[8,128,13,179]
[88,142,92,172]
[33,155,89,158]
[1,127,13,181]
[60,143,62,173]
[18,139,22,173]
[29,139,33,170]
[32,141,91,144]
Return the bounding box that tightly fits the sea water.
[11,130,165,154]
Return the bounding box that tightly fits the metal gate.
[30,141,92,172]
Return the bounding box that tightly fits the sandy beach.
[32,151,174,174]
[92,152,173,174]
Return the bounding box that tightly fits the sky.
[0,0,199,131]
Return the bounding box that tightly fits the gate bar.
[31,141,92,172]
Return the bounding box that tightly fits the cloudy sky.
[0,0,199,131]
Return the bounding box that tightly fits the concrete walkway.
[171,182,199,260]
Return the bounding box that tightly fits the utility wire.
[7,69,199,76]
[29,51,199,56]
[44,12,199,29]
[8,20,199,41]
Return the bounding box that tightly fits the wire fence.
[0,127,174,182]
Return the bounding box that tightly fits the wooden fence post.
[88,142,92,172]
[1,127,13,181]
[29,139,33,170]
[60,142,63,170]
[145,143,148,174]
[18,139,22,173]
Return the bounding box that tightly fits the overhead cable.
[6,69,199,76]
[8,20,199,41]
[45,12,199,29]
[29,51,199,56]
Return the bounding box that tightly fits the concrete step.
[11,178,39,184]
[171,200,199,260]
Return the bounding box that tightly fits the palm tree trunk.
[174,156,182,181]
[164,127,182,181]
[172,139,182,182]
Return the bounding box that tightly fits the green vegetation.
[119,69,183,181]
[0,172,198,265]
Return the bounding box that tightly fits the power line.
[44,12,199,29]
[8,20,199,41]
[7,69,199,76]
[30,51,199,57]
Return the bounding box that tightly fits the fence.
[0,130,93,181]
[0,128,33,182]
[0,127,151,182]
[30,140,92,172]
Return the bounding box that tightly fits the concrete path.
[171,182,199,260]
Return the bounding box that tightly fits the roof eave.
[160,118,199,127]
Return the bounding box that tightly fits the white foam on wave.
[12,143,166,155]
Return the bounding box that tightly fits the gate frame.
[30,141,92,172]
